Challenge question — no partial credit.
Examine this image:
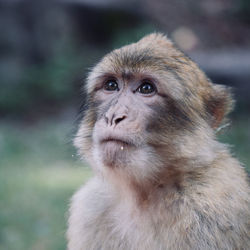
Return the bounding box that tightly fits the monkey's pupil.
[104,81,119,91]
[138,83,155,94]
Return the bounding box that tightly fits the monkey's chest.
[99,206,188,250]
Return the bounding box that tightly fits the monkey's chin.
[99,141,133,168]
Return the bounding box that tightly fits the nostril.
[114,115,126,125]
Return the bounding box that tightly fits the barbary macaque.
[67,33,250,250]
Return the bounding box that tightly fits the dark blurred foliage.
[0,0,250,120]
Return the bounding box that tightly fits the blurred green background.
[0,0,250,249]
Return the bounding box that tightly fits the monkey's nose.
[105,113,127,126]
[105,104,129,126]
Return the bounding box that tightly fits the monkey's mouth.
[100,137,134,147]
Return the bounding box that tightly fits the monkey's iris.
[138,82,155,94]
[104,80,119,91]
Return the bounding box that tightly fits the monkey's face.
[91,73,169,180]
[75,34,233,182]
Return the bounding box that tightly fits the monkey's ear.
[205,84,234,129]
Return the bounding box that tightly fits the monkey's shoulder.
[70,176,113,217]
[67,177,116,249]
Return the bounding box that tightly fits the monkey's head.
[75,33,233,183]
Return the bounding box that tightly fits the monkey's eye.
[104,80,119,91]
[137,82,156,95]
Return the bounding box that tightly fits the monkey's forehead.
[96,49,173,76]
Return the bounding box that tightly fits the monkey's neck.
[109,163,211,211]
[109,167,188,209]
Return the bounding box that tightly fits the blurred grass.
[0,119,92,250]
[0,117,249,250]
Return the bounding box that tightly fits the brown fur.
[67,33,250,250]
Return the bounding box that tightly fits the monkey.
[67,33,250,250]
